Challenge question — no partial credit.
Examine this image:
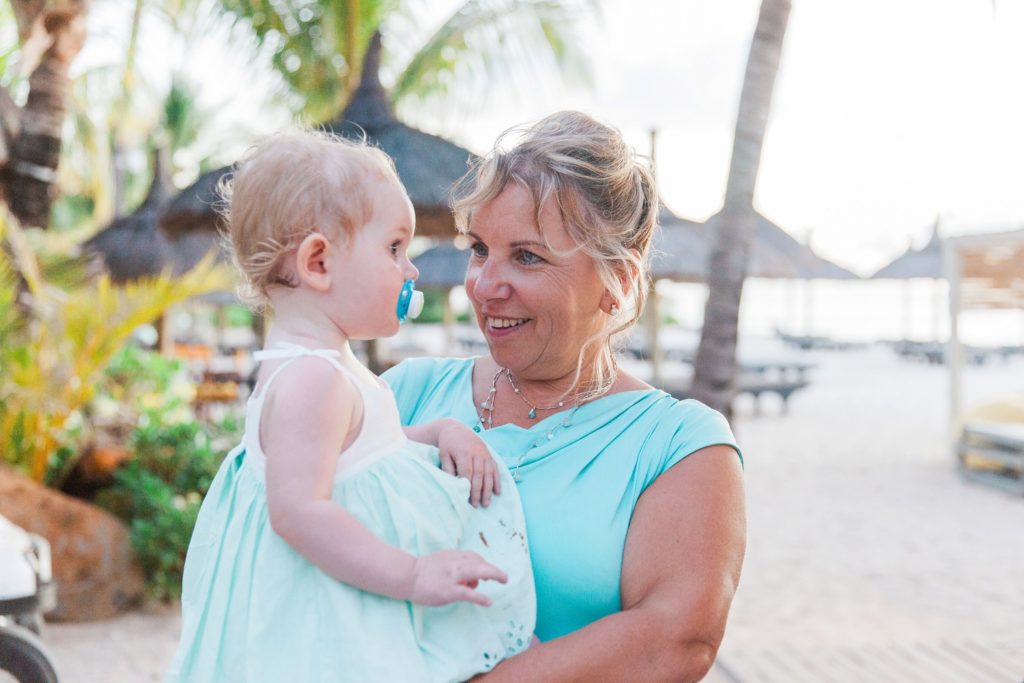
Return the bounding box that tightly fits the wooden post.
[647,128,663,388]
[442,288,455,355]
[902,279,912,341]
[157,309,174,356]
[803,279,814,337]
[644,282,663,387]
[943,240,963,457]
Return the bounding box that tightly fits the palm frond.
[0,209,234,481]
[391,0,595,106]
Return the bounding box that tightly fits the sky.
[78,0,1024,277]
[411,0,1024,277]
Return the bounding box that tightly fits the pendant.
[528,407,537,419]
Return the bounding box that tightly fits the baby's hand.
[409,550,508,607]
[437,422,501,507]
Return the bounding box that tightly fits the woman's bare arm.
[471,445,746,682]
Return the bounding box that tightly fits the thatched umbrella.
[84,151,225,353]
[85,152,222,283]
[873,222,943,280]
[705,210,857,281]
[649,208,709,282]
[328,32,476,238]
[412,241,470,289]
[408,241,471,352]
[159,32,475,241]
[648,208,856,346]
[651,208,857,282]
[872,220,944,341]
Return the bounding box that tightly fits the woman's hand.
[409,550,508,606]
[437,421,502,507]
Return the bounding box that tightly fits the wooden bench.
[737,378,810,414]
[958,422,1024,495]
[663,378,810,415]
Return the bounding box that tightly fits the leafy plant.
[96,410,241,601]
[0,210,234,481]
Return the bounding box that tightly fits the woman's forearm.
[476,605,716,683]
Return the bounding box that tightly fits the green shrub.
[91,345,243,601]
[97,414,241,601]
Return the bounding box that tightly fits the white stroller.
[0,514,58,683]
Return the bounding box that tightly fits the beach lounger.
[958,421,1024,495]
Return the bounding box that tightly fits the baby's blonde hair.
[452,111,659,401]
[219,129,404,308]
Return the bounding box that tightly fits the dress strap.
[253,341,342,362]
[251,342,351,400]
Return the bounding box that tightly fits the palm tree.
[690,0,792,418]
[0,0,91,229]
[214,0,594,122]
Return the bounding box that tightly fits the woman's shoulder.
[618,389,732,438]
[381,355,474,391]
[605,385,741,480]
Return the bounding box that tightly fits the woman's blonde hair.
[451,111,659,401]
[218,129,403,308]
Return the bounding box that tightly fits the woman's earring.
[609,303,620,316]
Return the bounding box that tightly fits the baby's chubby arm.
[261,358,506,605]
[404,420,501,507]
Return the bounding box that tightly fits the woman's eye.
[517,250,543,265]
[470,241,487,258]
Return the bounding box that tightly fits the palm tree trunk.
[111,0,146,217]
[690,0,791,418]
[2,3,89,229]
[344,0,361,98]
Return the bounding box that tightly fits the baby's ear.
[295,232,332,291]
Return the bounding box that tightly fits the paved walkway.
[711,347,1024,682]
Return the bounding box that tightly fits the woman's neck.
[478,356,595,419]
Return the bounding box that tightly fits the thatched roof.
[649,207,709,282]
[412,205,858,289]
[85,152,223,282]
[157,166,228,237]
[706,210,858,280]
[411,241,471,289]
[159,31,474,240]
[650,207,858,282]
[872,221,943,280]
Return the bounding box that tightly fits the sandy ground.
[40,344,1024,682]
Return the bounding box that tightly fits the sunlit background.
[72,0,1024,345]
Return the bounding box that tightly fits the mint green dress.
[167,345,535,683]
[382,357,740,642]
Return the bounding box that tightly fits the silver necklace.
[475,367,583,481]
[503,368,568,419]
[475,367,504,432]
[511,404,581,482]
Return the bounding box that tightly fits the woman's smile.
[485,316,533,337]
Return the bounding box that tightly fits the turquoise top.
[382,357,741,641]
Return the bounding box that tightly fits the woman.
[383,111,746,682]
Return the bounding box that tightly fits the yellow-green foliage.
[0,212,233,482]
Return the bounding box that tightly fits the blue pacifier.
[396,280,425,324]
